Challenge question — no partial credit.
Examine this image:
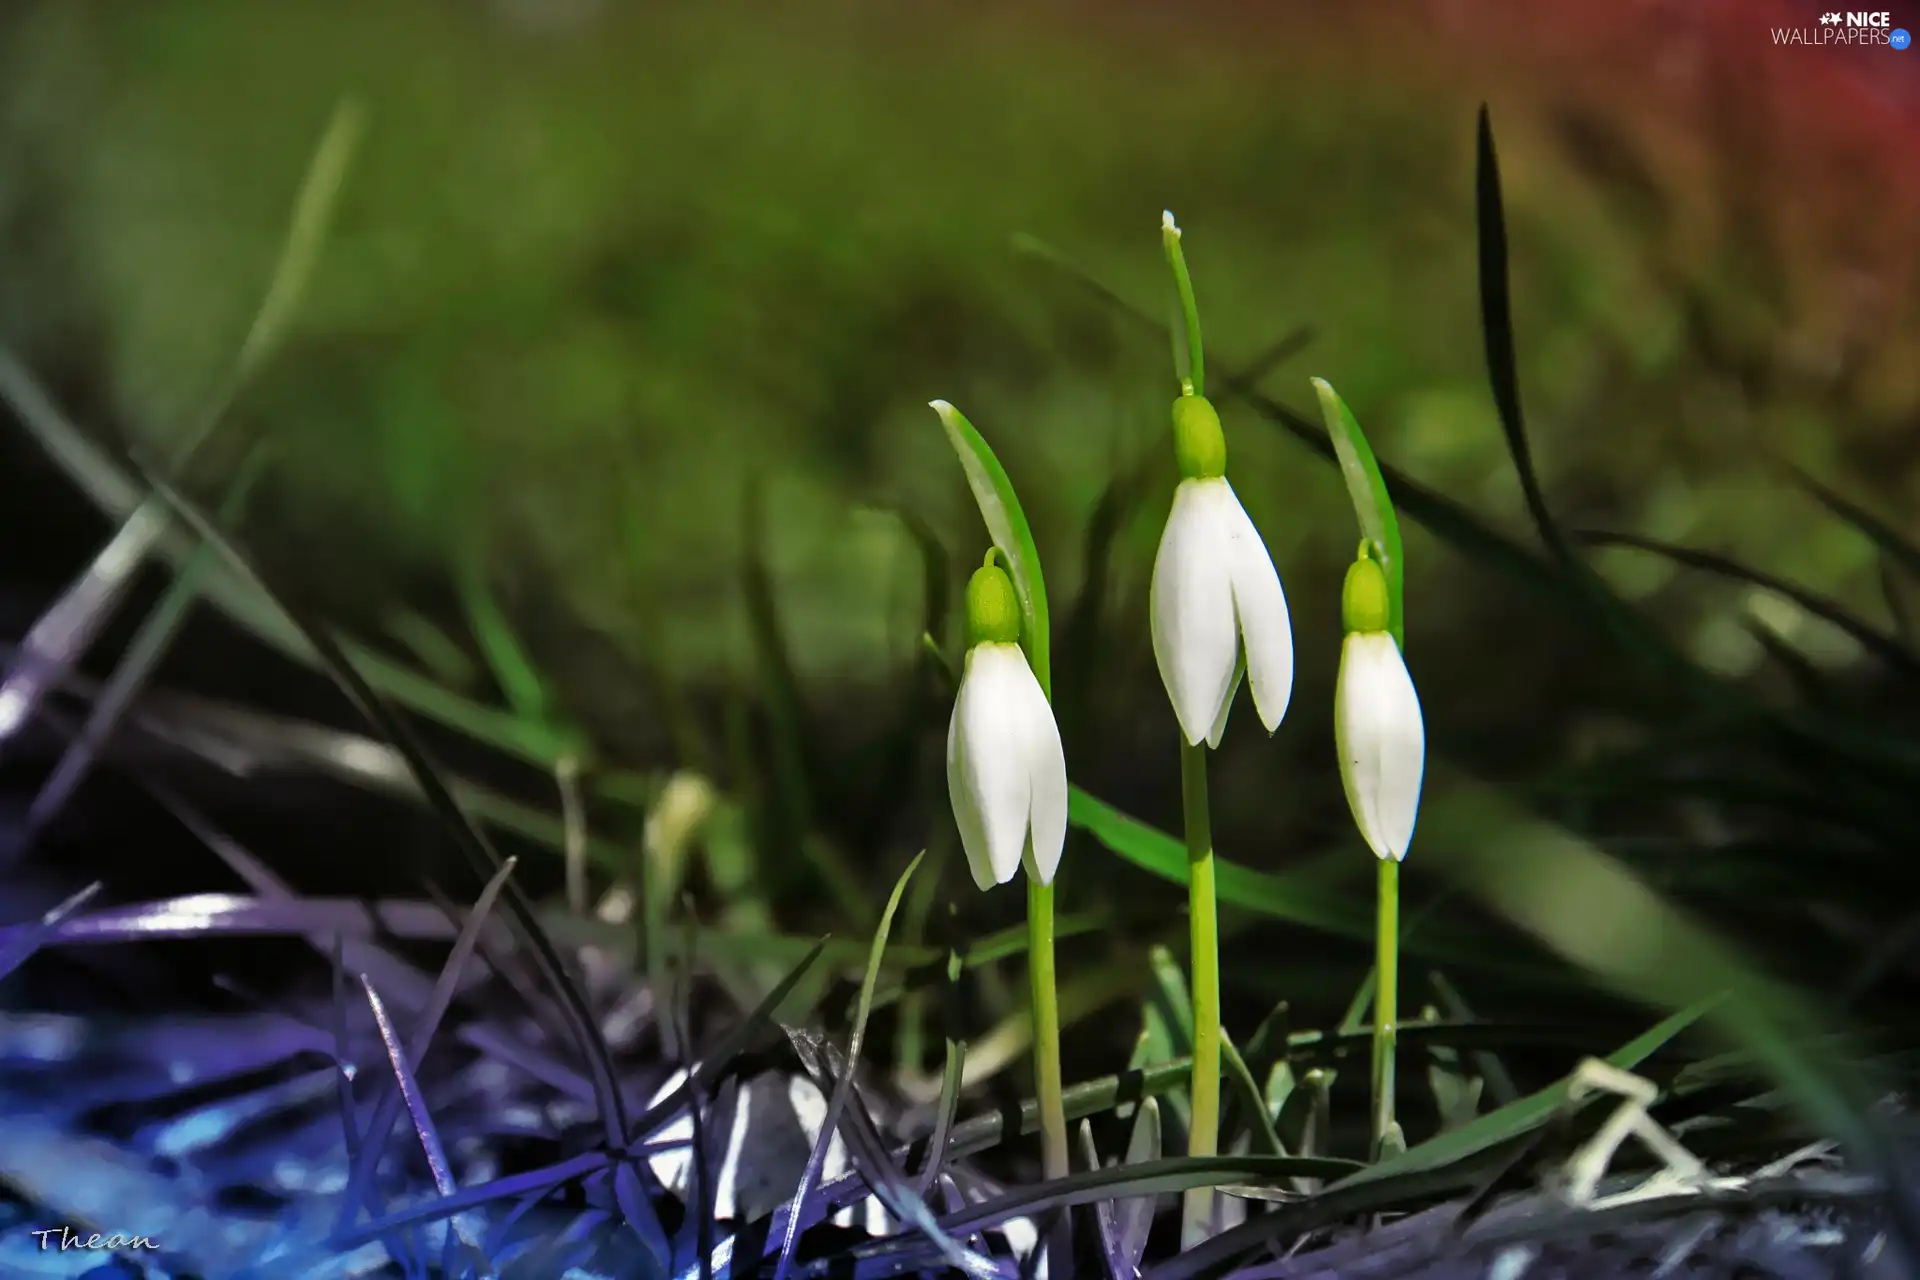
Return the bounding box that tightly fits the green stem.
[1161,214,1206,399]
[1179,739,1221,1246]
[1372,857,1400,1155]
[1027,878,1069,1182]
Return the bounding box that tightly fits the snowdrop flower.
[1334,555,1425,861]
[946,559,1069,890]
[1150,394,1294,748]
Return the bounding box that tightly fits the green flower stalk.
[1335,551,1426,1154]
[1152,213,1295,1244]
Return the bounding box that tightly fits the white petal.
[1218,480,1294,734]
[1020,680,1070,885]
[952,645,1043,885]
[1151,480,1240,747]
[1335,632,1425,860]
[946,701,999,891]
[1206,652,1244,750]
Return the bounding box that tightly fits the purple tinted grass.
[753,1060,1195,1269]
[627,938,828,1149]
[330,1150,617,1249]
[613,1154,673,1272]
[773,854,927,1280]
[137,466,631,1146]
[0,880,103,982]
[780,1026,1006,1280]
[358,976,485,1277]
[25,450,268,839]
[0,505,167,769]
[801,1156,1359,1280]
[128,776,606,1105]
[339,858,519,1233]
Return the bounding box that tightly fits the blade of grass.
[823,1154,1361,1277]
[339,858,519,1232]
[0,100,362,760]
[0,353,602,772]
[1142,1003,1720,1280]
[774,853,926,1280]
[138,467,630,1146]
[358,976,486,1274]
[1114,1098,1164,1278]
[627,937,830,1146]
[1427,970,1521,1107]
[456,551,556,730]
[25,445,271,836]
[1788,461,1920,582]
[912,938,968,1196]
[1577,529,1918,674]
[0,882,103,983]
[1422,768,1920,1262]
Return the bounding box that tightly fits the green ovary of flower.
[965,562,1022,648]
[1171,394,1227,481]
[1342,555,1391,636]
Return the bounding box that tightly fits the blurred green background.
[2,0,1917,958]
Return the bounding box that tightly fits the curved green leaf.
[928,400,1051,697]
[1312,378,1404,649]
[1067,787,1369,936]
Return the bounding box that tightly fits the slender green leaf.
[456,554,554,729]
[382,610,480,691]
[928,400,1051,695]
[1068,788,1369,935]
[1313,378,1404,648]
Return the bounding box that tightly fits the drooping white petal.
[1335,632,1425,861]
[1151,479,1240,746]
[946,705,997,891]
[1218,479,1293,734]
[949,644,1047,886]
[1206,653,1244,750]
[1020,680,1070,885]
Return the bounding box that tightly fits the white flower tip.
[928,398,954,417]
[1161,209,1180,235]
